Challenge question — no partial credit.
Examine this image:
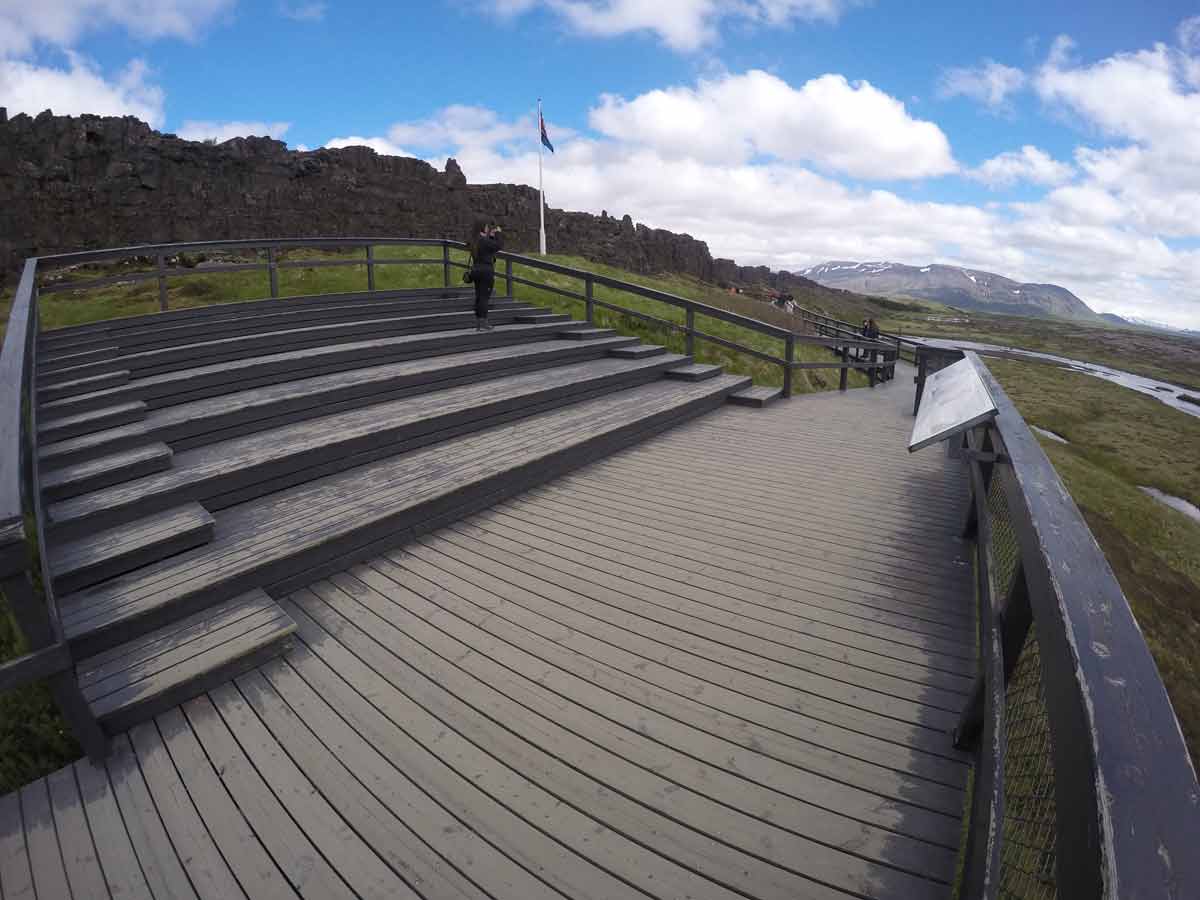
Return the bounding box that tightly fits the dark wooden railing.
[792,303,923,366]
[913,347,1200,899]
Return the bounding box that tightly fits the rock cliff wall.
[1,110,802,292]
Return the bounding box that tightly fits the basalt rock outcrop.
[1,110,813,294]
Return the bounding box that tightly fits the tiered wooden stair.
[35,286,757,736]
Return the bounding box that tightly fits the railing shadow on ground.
[0,236,897,767]
[913,345,1200,899]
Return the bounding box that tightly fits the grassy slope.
[0,248,878,794]
[987,358,1200,769]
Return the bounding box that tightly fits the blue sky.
[2,1,1199,326]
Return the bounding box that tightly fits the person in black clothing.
[467,219,504,331]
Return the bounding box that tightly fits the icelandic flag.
[539,112,555,153]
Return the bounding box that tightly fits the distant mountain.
[1122,315,1200,336]
[800,261,1101,321]
[1100,312,1131,326]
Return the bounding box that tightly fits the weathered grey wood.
[0,790,34,900]
[38,287,473,348]
[42,335,639,467]
[38,321,604,465]
[237,666,489,900]
[78,589,295,732]
[47,354,687,538]
[608,343,666,359]
[367,547,967,828]
[558,327,616,340]
[153,709,296,900]
[666,362,722,381]
[513,313,568,323]
[45,765,108,899]
[73,758,154,900]
[39,400,146,444]
[42,442,173,502]
[38,370,131,404]
[103,734,199,900]
[434,523,964,739]
[39,306,546,385]
[58,375,746,657]
[284,600,752,900]
[42,297,530,364]
[51,502,214,595]
[180,694,355,898]
[0,642,72,691]
[17,779,72,900]
[319,565,961,880]
[127,723,247,899]
[727,385,781,407]
[207,682,415,899]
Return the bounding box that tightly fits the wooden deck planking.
[5,371,974,899]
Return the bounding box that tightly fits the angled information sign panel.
[909,353,998,452]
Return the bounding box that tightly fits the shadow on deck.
[0,368,974,900]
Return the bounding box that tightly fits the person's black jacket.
[472,232,504,272]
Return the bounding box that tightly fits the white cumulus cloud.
[589,70,956,179]
[495,0,861,52]
[324,135,413,156]
[177,120,292,142]
[0,53,165,126]
[968,146,1074,189]
[937,59,1026,110]
[0,0,234,57]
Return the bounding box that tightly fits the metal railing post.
[442,243,451,288]
[839,345,849,391]
[156,253,168,311]
[869,348,877,388]
[685,308,695,358]
[267,247,279,298]
[585,276,595,324]
[783,334,795,398]
[505,258,514,298]
[366,245,376,292]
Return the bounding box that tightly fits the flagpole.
[538,98,547,256]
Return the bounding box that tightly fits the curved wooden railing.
[914,346,1200,899]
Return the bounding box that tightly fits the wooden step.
[38,335,639,472]
[514,313,570,323]
[560,328,617,341]
[45,297,530,360]
[38,370,130,404]
[609,344,667,359]
[38,345,119,376]
[49,502,215,596]
[76,589,295,734]
[38,331,639,439]
[59,373,749,657]
[46,353,689,539]
[666,363,723,382]
[728,385,783,408]
[42,442,173,502]
[36,306,544,385]
[39,401,147,444]
[38,286,475,347]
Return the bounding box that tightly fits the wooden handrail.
[926,348,1200,897]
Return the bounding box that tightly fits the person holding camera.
[467,219,504,331]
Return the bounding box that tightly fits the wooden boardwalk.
[0,371,974,900]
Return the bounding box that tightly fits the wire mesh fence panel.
[987,468,1058,900]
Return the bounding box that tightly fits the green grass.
[986,358,1200,770]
